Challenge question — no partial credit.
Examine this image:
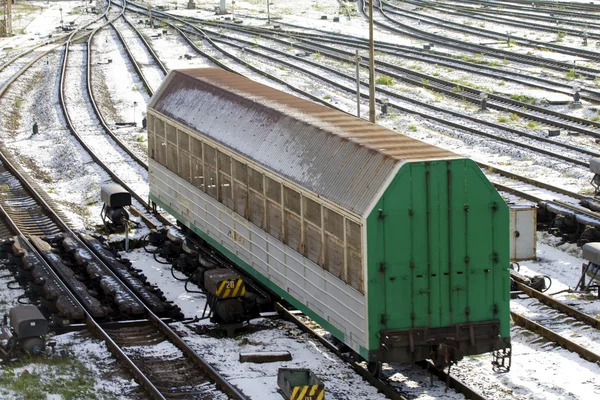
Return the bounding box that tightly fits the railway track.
[53,4,162,230]
[510,308,600,366]
[110,13,167,96]
[122,2,600,231]
[205,17,599,96]
[117,0,349,112]
[192,26,597,171]
[443,0,600,15]
[200,25,600,162]
[380,0,600,60]
[403,0,600,34]
[275,303,489,400]
[235,18,600,103]
[0,62,245,400]
[1,3,597,400]
[364,0,600,79]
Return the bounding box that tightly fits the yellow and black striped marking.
[290,385,324,400]
[215,278,246,298]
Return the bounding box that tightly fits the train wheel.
[367,361,382,378]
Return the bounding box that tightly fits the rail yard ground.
[0,0,600,399]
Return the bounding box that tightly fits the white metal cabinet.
[510,205,537,261]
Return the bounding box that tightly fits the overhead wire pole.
[368,0,376,122]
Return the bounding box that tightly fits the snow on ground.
[0,248,138,399]
[0,0,600,399]
[0,2,96,63]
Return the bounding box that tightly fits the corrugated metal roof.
[149,68,462,216]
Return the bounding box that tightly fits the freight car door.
[377,162,452,331]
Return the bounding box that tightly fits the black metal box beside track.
[9,306,47,338]
[204,269,245,298]
[101,184,131,208]
[277,368,324,400]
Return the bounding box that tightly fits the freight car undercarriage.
[376,321,511,371]
[150,224,512,374]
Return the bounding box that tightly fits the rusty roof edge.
[148,70,179,109]
[175,68,460,163]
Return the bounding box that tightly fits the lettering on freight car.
[228,230,245,245]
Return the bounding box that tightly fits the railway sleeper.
[43,233,148,318]
[80,233,184,320]
[0,237,84,326]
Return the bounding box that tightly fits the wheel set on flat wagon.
[146,68,512,372]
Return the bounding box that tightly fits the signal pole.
[368,0,375,122]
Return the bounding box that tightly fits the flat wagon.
[147,68,511,368]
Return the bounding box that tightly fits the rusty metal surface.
[149,68,461,215]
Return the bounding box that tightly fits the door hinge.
[378,208,385,220]
[380,314,387,326]
[379,262,386,273]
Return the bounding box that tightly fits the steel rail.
[443,0,600,14]
[208,14,600,103]
[138,18,600,229]
[415,360,488,400]
[273,29,600,139]
[108,18,155,96]
[404,0,600,33]
[59,17,152,211]
[0,115,166,398]
[121,12,168,74]
[1,219,167,399]
[204,26,600,163]
[1,22,248,397]
[380,0,600,61]
[0,8,158,230]
[275,303,488,400]
[64,7,171,227]
[374,0,600,72]
[86,14,150,170]
[362,0,600,79]
[127,1,600,230]
[511,278,600,330]
[511,311,600,365]
[0,19,101,75]
[479,163,587,200]
[185,17,600,103]
[119,0,348,112]
[201,27,593,170]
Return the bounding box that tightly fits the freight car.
[147,68,512,371]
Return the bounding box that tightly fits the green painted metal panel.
[365,197,386,350]
[150,194,346,341]
[448,160,468,325]
[366,160,510,351]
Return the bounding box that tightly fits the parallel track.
[0,23,246,397]
[197,24,598,166]
[367,0,600,78]
[123,1,600,231]
[276,303,488,400]
[380,0,600,60]
[510,310,600,365]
